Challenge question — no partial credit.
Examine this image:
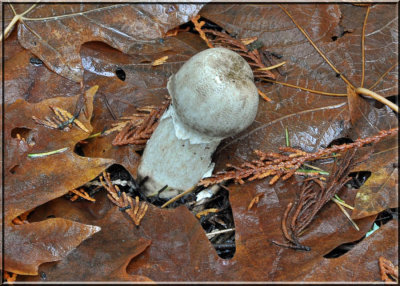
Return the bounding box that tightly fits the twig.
[206,228,235,239]
[161,185,197,208]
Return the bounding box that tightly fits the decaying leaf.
[3,2,398,283]
[4,219,101,275]
[351,136,398,219]
[4,3,204,81]
[302,220,398,281]
[3,87,114,275]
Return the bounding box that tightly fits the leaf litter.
[3,2,398,282]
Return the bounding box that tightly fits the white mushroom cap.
[138,48,259,198]
[167,47,259,143]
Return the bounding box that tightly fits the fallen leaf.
[302,219,398,281]
[25,202,152,282]
[351,136,398,219]
[5,3,204,81]
[3,87,114,274]
[5,219,100,275]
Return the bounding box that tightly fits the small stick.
[161,186,197,208]
[206,228,235,239]
[333,199,359,231]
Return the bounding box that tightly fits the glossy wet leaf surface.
[3,3,397,282]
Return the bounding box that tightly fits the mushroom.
[137,47,259,199]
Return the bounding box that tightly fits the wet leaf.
[22,192,213,282]
[3,86,114,274]
[5,219,100,275]
[303,219,398,281]
[26,202,152,282]
[351,136,398,219]
[4,2,398,283]
[5,3,203,81]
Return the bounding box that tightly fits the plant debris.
[112,98,170,148]
[272,149,365,251]
[202,29,277,82]
[200,128,398,187]
[100,172,148,226]
[32,106,89,133]
[379,256,399,283]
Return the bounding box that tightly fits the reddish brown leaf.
[28,206,152,282]
[3,87,114,275]
[302,220,398,281]
[6,3,203,81]
[4,219,100,275]
[351,136,398,219]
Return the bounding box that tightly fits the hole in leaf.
[115,67,126,81]
[374,208,398,227]
[30,57,43,66]
[74,143,85,156]
[11,127,35,146]
[331,29,352,42]
[374,95,398,111]
[323,236,364,258]
[9,165,19,174]
[327,137,354,148]
[11,127,31,139]
[347,171,371,189]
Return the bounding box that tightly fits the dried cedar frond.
[200,127,398,187]
[112,98,170,148]
[272,149,368,251]
[202,29,276,81]
[100,172,148,226]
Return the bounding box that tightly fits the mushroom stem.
[138,114,219,198]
